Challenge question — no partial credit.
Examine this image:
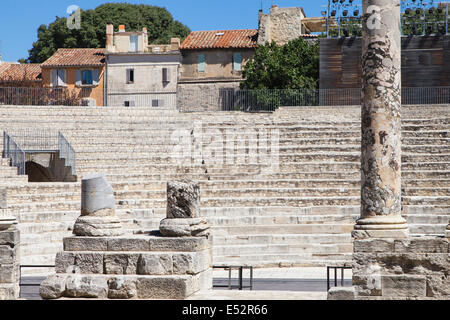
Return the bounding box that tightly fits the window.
[197,54,206,73]
[162,68,170,83]
[51,69,66,87]
[152,99,164,107]
[124,100,135,107]
[127,69,135,84]
[76,69,99,87]
[82,70,93,85]
[130,35,138,52]
[233,53,242,71]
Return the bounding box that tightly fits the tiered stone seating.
[0,104,448,271]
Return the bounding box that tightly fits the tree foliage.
[26,3,191,63]
[241,37,319,90]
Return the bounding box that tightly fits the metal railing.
[58,132,77,176]
[2,132,26,175]
[0,86,93,106]
[2,131,76,176]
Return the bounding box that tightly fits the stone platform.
[40,235,213,300]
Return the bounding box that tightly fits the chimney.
[119,25,126,32]
[106,23,114,52]
[170,38,180,51]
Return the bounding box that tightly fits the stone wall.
[258,6,306,45]
[177,81,241,112]
[353,237,449,300]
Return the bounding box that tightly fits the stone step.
[213,253,353,268]
[213,243,354,256]
[405,214,450,224]
[212,224,355,236]
[408,223,448,235]
[212,233,353,245]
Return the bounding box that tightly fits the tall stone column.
[353,0,408,238]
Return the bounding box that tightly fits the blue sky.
[0,0,326,62]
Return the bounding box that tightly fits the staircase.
[0,104,448,271]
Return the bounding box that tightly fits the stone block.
[63,237,108,252]
[148,236,212,252]
[107,237,150,252]
[0,189,6,210]
[426,275,450,298]
[65,275,108,299]
[0,284,18,300]
[40,274,67,300]
[394,238,449,254]
[137,254,173,275]
[107,277,137,299]
[0,246,16,265]
[381,275,427,297]
[73,216,123,237]
[104,253,139,275]
[354,239,395,253]
[55,252,104,274]
[0,264,18,284]
[173,250,211,275]
[327,287,356,300]
[0,230,19,246]
[136,276,194,300]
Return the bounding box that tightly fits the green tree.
[26,3,190,63]
[241,37,319,90]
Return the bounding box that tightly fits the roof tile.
[0,63,42,81]
[180,29,258,50]
[41,48,105,67]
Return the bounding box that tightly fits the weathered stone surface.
[73,216,124,237]
[0,229,19,246]
[0,284,19,300]
[327,287,356,300]
[81,174,116,216]
[65,275,108,298]
[148,236,212,252]
[56,252,104,274]
[355,0,408,238]
[159,218,210,238]
[426,274,450,298]
[104,253,139,275]
[136,276,194,300]
[107,237,150,252]
[394,238,449,254]
[137,254,173,275]
[107,277,137,299]
[63,237,108,252]
[0,245,17,264]
[166,180,200,219]
[40,274,67,300]
[0,189,6,210]
[354,239,395,253]
[0,264,18,284]
[173,250,211,275]
[382,275,427,297]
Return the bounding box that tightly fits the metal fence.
[2,132,26,175]
[1,86,450,110]
[2,130,76,176]
[217,87,450,111]
[58,132,77,176]
[0,87,93,106]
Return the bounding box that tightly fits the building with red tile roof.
[0,63,42,87]
[41,48,106,106]
[180,29,258,50]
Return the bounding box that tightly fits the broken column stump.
[160,180,211,237]
[73,174,123,237]
[40,179,212,300]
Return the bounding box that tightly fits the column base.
[446,226,450,239]
[352,216,409,239]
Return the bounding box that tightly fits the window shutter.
[51,70,58,87]
[198,54,206,73]
[58,70,66,86]
[92,69,100,86]
[75,70,82,86]
[162,68,170,82]
[233,53,242,71]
